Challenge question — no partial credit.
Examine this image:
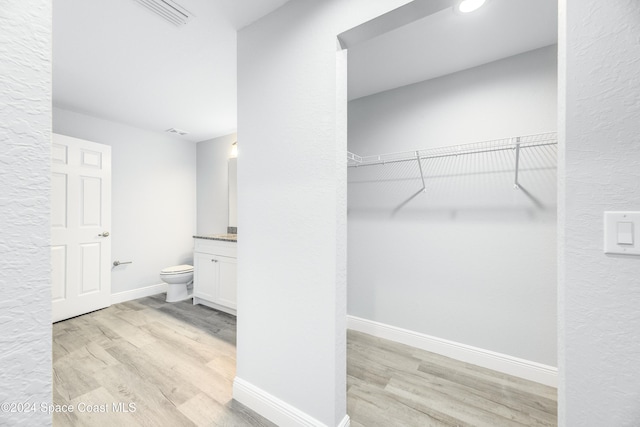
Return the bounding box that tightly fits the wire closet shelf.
[347,132,556,167]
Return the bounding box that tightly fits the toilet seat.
[160,264,193,275]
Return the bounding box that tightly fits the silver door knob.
[99,232,110,237]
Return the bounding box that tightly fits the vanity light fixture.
[455,0,487,14]
[230,141,238,158]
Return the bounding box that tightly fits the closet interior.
[346,0,558,383]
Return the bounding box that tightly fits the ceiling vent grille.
[133,0,194,26]
[165,127,189,136]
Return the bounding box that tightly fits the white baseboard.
[347,315,557,388]
[337,415,350,427]
[233,377,350,427]
[111,283,167,304]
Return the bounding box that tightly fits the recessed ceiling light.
[455,0,487,14]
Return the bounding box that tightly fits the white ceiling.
[53,0,291,142]
[54,0,557,142]
[348,0,558,100]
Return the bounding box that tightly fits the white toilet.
[160,264,194,302]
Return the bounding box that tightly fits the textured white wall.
[196,133,236,235]
[560,1,640,425]
[348,46,558,366]
[53,107,197,295]
[236,1,412,425]
[0,0,52,425]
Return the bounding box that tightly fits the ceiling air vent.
[166,128,189,136]
[133,0,194,26]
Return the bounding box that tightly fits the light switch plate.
[604,211,640,255]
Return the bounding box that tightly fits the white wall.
[348,46,558,366]
[236,1,413,425]
[53,107,197,295]
[196,133,236,235]
[560,1,640,425]
[349,46,558,156]
[0,0,52,425]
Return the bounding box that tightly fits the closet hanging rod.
[348,141,557,168]
[347,132,557,168]
[350,142,557,168]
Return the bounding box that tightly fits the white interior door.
[52,133,111,322]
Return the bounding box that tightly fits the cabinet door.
[194,252,217,302]
[216,255,237,309]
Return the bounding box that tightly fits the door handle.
[98,232,110,237]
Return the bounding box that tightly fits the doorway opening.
[340,0,559,424]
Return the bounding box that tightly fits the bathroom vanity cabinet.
[193,237,237,316]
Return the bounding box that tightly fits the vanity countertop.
[193,234,237,242]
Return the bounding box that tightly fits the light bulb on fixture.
[455,0,487,14]
[230,141,238,158]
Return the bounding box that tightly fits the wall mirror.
[228,157,237,229]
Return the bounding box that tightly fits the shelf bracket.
[416,151,426,193]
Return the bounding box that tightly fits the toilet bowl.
[160,264,194,302]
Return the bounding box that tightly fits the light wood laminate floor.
[53,295,274,427]
[347,330,557,427]
[53,295,557,426]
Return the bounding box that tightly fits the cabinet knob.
[211,259,218,263]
